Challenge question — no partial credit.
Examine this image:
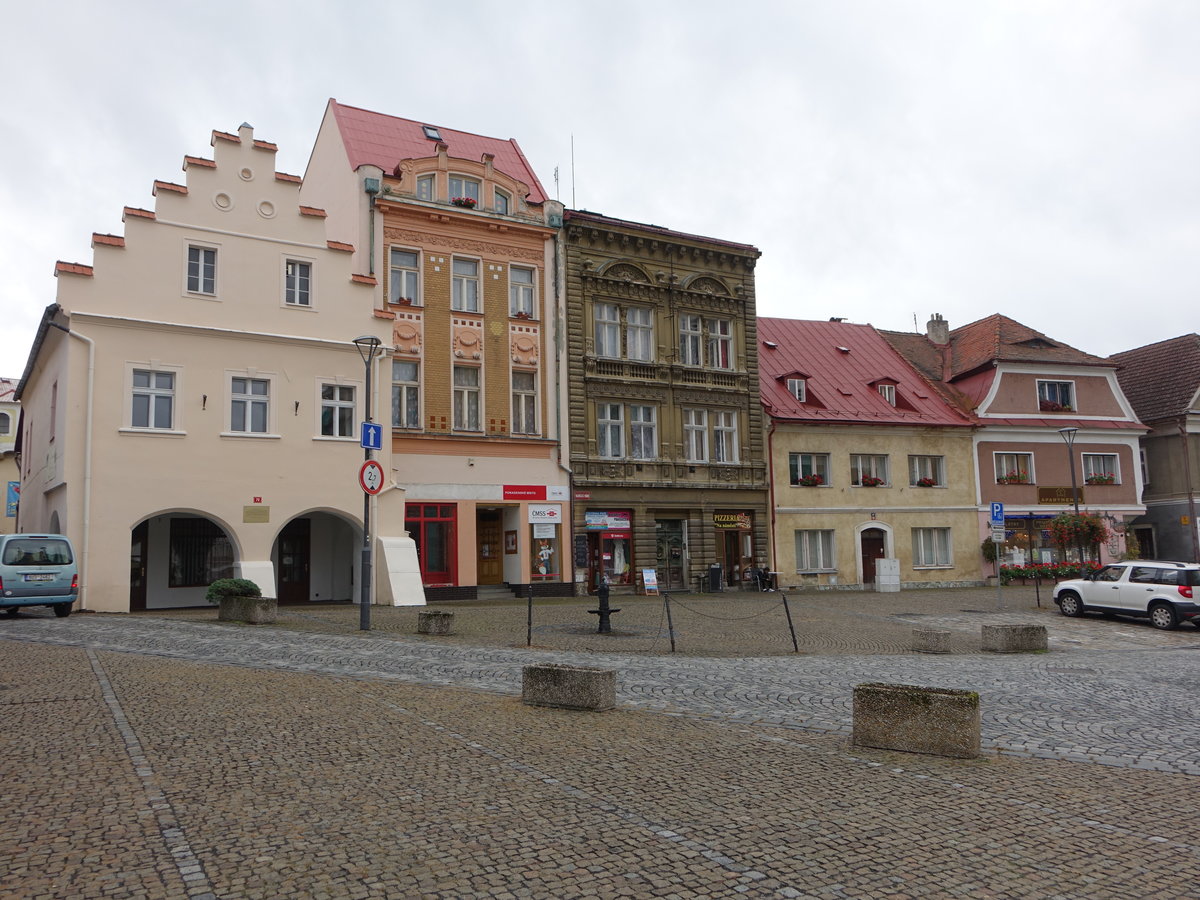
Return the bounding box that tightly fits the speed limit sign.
[359,459,385,495]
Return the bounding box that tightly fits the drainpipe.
[48,321,93,611]
[766,414,778,576]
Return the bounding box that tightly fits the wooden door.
[861,529,886,584]
[477,510,502,585]
[277,518,311,604]
[129,521,148,611]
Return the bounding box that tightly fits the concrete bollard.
[522,663,616,711]
[912,628,951,654]
[981,623,1047,653]
[417,610,455,635]
[852,682,980,759]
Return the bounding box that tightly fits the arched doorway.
[130,513,237,610]
[272,511,357,604]
[860,527,887,585]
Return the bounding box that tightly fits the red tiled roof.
[299,206,327,218]
[328,99,548,205]
[123,207,155,220]
[948,314,1107,378]
[91,233,125,248]
[153,180,187,195]
[275,172,302,183]
[326,240,354,253]
[758,318,973,427]
[212,130,240,144]
[55,261,93,277]
[373,309,396,320]
[184,155,215,169]
[351,274,377,286]
[1110,333,1200,423]
[252,139,278,152]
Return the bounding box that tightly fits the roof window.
[422,125,442,141]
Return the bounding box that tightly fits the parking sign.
[990,502,1004,524]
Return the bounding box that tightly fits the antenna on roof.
[571,134,576,209]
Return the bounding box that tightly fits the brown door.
[277,518,311,604]
[477,509,502,585]
[129,521,148,611]
[861,528,886,584]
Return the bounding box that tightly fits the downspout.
[49,321,93,611]
[766,413,777,577]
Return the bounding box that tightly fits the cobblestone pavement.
[3,587,1199,898]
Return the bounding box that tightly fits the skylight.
[422,125,442,141]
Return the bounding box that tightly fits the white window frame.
[0,412,9,435]
[994,452,1033,483]
[416,174,435,202]
[908,455,945,486]
[626,307,654,362]
[389,248,421,306]
[706,318,733,369]
[448,174,481,205]
[228,374,273,436]
[391,360,420,429]
[595,303,621,358]
[452,366,481,432]
[318,382,356,439]
[597,403,624,459]
[629,405,657,460]
[795,529,836,572]
[283,258,313,308]
[452,257,480,312]
[130,368,176,431]
[683,408,708,463]
[786,378,806,402]
[185,243,218,296]
[877,384,896,406]
[1083,453,1119,483]
[509,265,535,317]
[912,527,953,568]
[511,370,538,435]
[850,454,889,486]
[712,410,739,463]
[679,314,702,366]
[790,452,830,486]
[494,187,511,215]
[1037,379,1075,411]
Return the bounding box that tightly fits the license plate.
[23,574,54,582]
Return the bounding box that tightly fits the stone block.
[417,610,455,635]
[217,596,277,625]
[981,623,1047,653]
[913,628,951,654]
[852,682,980,759]
[522,663,616,711]
[876,581,900,593]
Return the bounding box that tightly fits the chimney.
[926,313,949,345]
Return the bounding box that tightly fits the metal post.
[781,592,799,653]
[354,335,382,632]
[527,583,534,647]
[664,592,676,653]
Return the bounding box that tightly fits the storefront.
[584,509,633,589]
[528,502,562,583]
[714,510,754,586]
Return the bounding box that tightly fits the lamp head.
[1057,426,1078,446]
[352,334,383,365]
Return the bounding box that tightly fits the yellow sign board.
[1037,487,1083,505]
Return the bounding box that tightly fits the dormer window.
[448,175,480,205]
[1037,380,1074,412]
[416,174,434,201]
[786,378,807,402]
[494,188,511,215]
[878,384,896,406]
[422,125,442,141]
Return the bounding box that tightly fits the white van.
[0,534,79,618]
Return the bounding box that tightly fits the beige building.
[760,318,981,589]
[15,124,422,612]
[0,377,17,534]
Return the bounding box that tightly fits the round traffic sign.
[359,459,385,495]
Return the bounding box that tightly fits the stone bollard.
[981,623,1047,653]
[417,610,455,635]
[912,628,951,654]
[852,682,980,759]
[522,663,616,711]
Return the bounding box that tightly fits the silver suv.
[1053,560,1200,630]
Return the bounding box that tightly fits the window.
[626,307,653,361]
[629,405,657,459]
[284,260,311,306]
[913,527,952,567]
[877,384,896,406]
[706,318,733,369]
[713,411,739,463]
[187,245,216,295]
[786,378,806,402]
[448,175,480,205]
[512,371,537,435]
[789,452,830,486]
[850,454,888,486]
[320,384,355,437]
[1038,380,1074,412]
[230,377,269,434]
[421,125,441,141]
[1141,447,1149,486]
[416,174,434,201]
[0,411,8,434]
[452,258,480,312]
[131,369,175,430]
[405,503,456,585]
[683,409,708,462]
[168,517,233,587]
[595,303,621,358]
[908,455,945,487]
[389,249,420,305]
[795,530,835,571]
[494,188,511,215]
[391,361,419,429]
[510,266,535,317]
[452,366,480,431]
[1083,453,1118,484]
[680,315,702,366]
[994,452,1032,483]
[597,403,624,458]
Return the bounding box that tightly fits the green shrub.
[205,578,263,603]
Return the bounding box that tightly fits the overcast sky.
[2,0,1197,377]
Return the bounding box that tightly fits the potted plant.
[450,196,477,209]
[513,310,532,319]
[915,476,936,487]
[996,471,1029,484]
[797,473,824,486]
[206,577,276,625]
[1085,473,1115,485]
[859,475,885,487]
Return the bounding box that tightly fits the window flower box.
[996,472,1029,485]
[797,474,824,487]
[513,310,532,320]
[915,477,937,487]
[1085,474,1115,485]
[859,475,885,487]
[450,197,477,209]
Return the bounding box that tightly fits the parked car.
[0,534,78,618]
[1052,560,1200,630]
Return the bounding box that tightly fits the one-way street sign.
[361,422,383,451]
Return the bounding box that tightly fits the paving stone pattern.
[2,587,1198,898]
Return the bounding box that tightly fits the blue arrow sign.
[360,422,383,451]
[990,501,1004,524]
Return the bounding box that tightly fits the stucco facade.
[0,377,17,534]
[16,124,422,612]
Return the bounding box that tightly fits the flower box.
[1085,474,1115,485]
[996,472,1029,484]
[450,197,477,209]
[915,477,936,487]
[797,474,824,487]
[859,476,885,487]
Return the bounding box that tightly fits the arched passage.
[272,510,359,604]
[130,511,240,610]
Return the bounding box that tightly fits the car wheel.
[53,603,72,618]
[1148,602,1178,630]
[3,607,18,618]
[1057,590,1084,617]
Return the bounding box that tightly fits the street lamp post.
[1058,427,1087,573]
[353,334,383,632]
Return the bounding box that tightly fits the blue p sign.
[990,501,1004,523]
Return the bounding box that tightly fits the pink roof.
[758,318,974,427]
[329,100,548,205]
